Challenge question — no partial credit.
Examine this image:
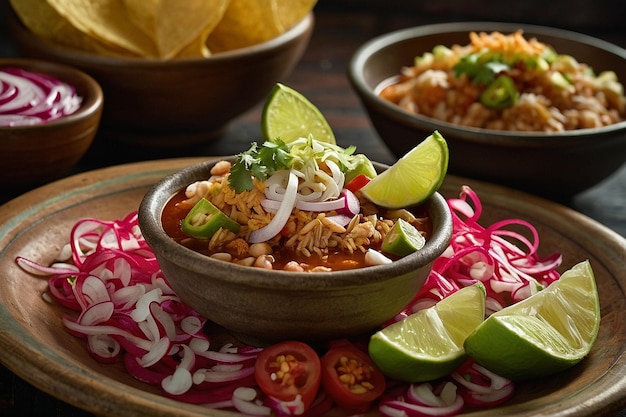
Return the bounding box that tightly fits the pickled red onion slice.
[0,67,82,126]
[15,211,258,400]
[399,185,562,318]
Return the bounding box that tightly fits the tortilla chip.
[11,0,314,59]
[206,0,316,53]
[9,0,138,57]
[123,0,230,59]
[175,31,213,58]
[274,0,317,32]
[45,0,159,57]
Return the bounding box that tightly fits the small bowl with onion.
[138,137,452,346]
[0,58,103,189]
[7,5,314,147]
[348,22,626,201]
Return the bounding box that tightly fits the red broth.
[161,189,432,271]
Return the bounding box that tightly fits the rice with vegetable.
[379,30,625,131]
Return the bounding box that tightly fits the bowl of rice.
[348,22,626,200]
[138,155,452,346]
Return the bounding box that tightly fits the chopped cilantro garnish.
[228,140,292,193]
[227,136,373,194]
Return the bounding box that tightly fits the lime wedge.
[464,260,600,381]
[381,218,426,257]
[360,131,448,209]
[261,83,336,144]
[369,282,486,382]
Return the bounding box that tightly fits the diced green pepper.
[550,71,574,91]
[432,45,453,60]
[181,198,240,239]
[480,75,519,109]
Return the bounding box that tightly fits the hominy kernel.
[237,257,255,266]
[249,242,273,257]
[210,160,231,176]
[210,253,232,262]
[253,255,274,269]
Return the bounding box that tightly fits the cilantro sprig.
[229,139,292,193]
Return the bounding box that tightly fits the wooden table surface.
[1,4,625,416]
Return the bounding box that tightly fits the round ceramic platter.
[0,158,624,417]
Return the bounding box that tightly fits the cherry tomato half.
[320,345,386,414]
[254,341,321,414]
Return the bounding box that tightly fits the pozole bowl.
[138,158,452,346]
[348,22,626,201]
[8,11,313,147]
[0,58,102,189]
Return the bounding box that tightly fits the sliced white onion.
[485,296,504,315]
[249,169,299,243]
[232,387,271,416]
[180,316,203,335]
[325,160,345,195]
[193,364,254,383]
[466,383,515,404]
[130,288,163,322]
[260,198,281,213]
[139,336,170,367]
[379,395,464,417]
[408,382,458,407]
[162,367,193,395]
[62,319,153,351]
[79,275,111,307]
[263,170,291,201]
[87,334,121,361]
[197,349,258,363]
[489,279,519,294]
[471,363,510,390]
[365,249,393,266]
[79,301,114,326]
[315,165,341,202]
[111,285,145,309]
[148,302,177,341]
[325,214,352,227]
[295,197,345,212]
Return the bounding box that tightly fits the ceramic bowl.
[138,158,452,346]
[0,58,102,189]
[348,22,626,200]
[8,11,313,147]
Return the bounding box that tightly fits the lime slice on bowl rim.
[368,282,486,383]
[360,131,449,209]
[463,260,600,381]
[261,83,336,144]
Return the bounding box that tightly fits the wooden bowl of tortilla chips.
[8,0,315,146]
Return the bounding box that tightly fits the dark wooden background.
[1,1,625,415]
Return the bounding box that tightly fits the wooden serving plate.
[0,158,624,416]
